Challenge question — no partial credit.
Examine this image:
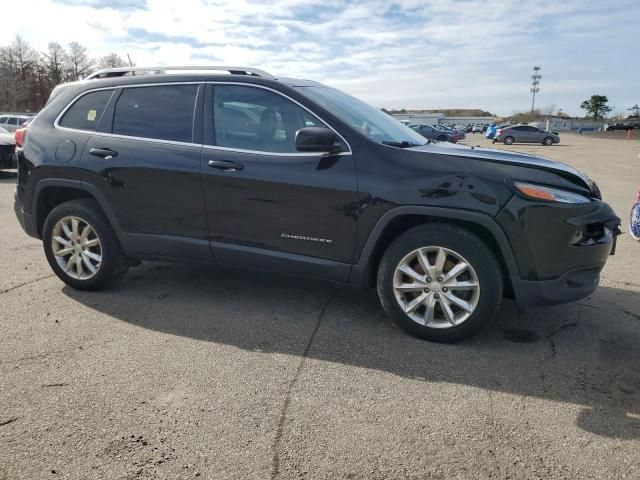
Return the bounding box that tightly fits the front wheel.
[503,136,514,145]
[43,199,130,290]
[542,136,553,146]
[377,224,503,342]
[630,202,640,241]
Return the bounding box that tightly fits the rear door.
[200,83,358,281]
[81,83,210,260]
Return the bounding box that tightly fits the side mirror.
[295,127,343,153]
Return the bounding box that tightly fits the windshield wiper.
[381,140,425,148]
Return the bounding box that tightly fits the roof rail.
[85,65,275,80]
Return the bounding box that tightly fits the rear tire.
[542,137,553,146]
[437,135,447,142]
[503,136,514,145]
[42,199,129,290]
[377,223,503,342]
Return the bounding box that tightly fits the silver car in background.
[494,124,560,146]
[0,114,33,133]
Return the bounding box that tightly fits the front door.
[201,84,358,281]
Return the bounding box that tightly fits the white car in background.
[0,126,16,170]
[0,114,32,133]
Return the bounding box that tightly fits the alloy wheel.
[51,216,102,280]
[392,246,480,328]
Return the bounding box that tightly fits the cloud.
[4,0,639,115]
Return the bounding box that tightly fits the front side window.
[7,117,18,125]
[59,90,113,131]
[295,86,427,147]
[113,85,198,143]
[0,116,7,124]
[213,85,326,153]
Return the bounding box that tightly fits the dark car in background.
[13,65,619,342]
[494,124,560,145]
[410,124,457,143]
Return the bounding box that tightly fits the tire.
[542,137,553,146]
[503,136,514,145]
[630,202,640,241]
[437,135,447,142]
[42,199,129,290]
[377,223,503,342]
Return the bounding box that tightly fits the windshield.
[295,86,427,147]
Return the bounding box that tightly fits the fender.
[348,205,520,286]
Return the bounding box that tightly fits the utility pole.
[530,66,541,113]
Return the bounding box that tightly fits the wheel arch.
[349,206,518,298]
[32,179,127,250]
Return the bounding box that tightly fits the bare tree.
[44,42,67,86]
[66,41,94,80]
[98,53,127,69]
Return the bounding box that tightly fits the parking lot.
[1,133,638,479]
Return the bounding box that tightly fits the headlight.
[514,182,591,203]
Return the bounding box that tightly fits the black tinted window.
[60,90,113,131]
[113,85,198,142]
[213,85,325,153]
[7,117,18,125]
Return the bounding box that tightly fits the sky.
[3,0,639,117]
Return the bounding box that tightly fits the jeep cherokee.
[13,66,621,342]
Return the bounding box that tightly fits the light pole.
[530,66,541,113]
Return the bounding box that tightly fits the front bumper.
[497,197,620,309]
[511,265,602,310]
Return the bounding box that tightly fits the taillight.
[15,128,26,147]
[496,129,504,136]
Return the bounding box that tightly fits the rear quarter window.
[59,90,114,131]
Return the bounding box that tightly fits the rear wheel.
[377,224,503,342]
[542,136,553,146]
[43,199,129,290]
[503,136,514,145]
[437,135,447,142]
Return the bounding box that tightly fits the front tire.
[377,224,503,342]
[43,199,129,290]
[542,136,553,146]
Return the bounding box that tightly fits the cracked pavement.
[1,134,639,479]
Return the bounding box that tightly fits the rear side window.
[0,116,7,123]
[59,90,113,131]
[7,117,18,125]
[112,85,198,143]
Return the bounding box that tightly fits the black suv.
[14,66,620,342]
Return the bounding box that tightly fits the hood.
[409,141,595,193]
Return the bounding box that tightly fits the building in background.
[392,112,494,127]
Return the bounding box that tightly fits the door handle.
[90,148,119,160]
[208,160,244,171]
